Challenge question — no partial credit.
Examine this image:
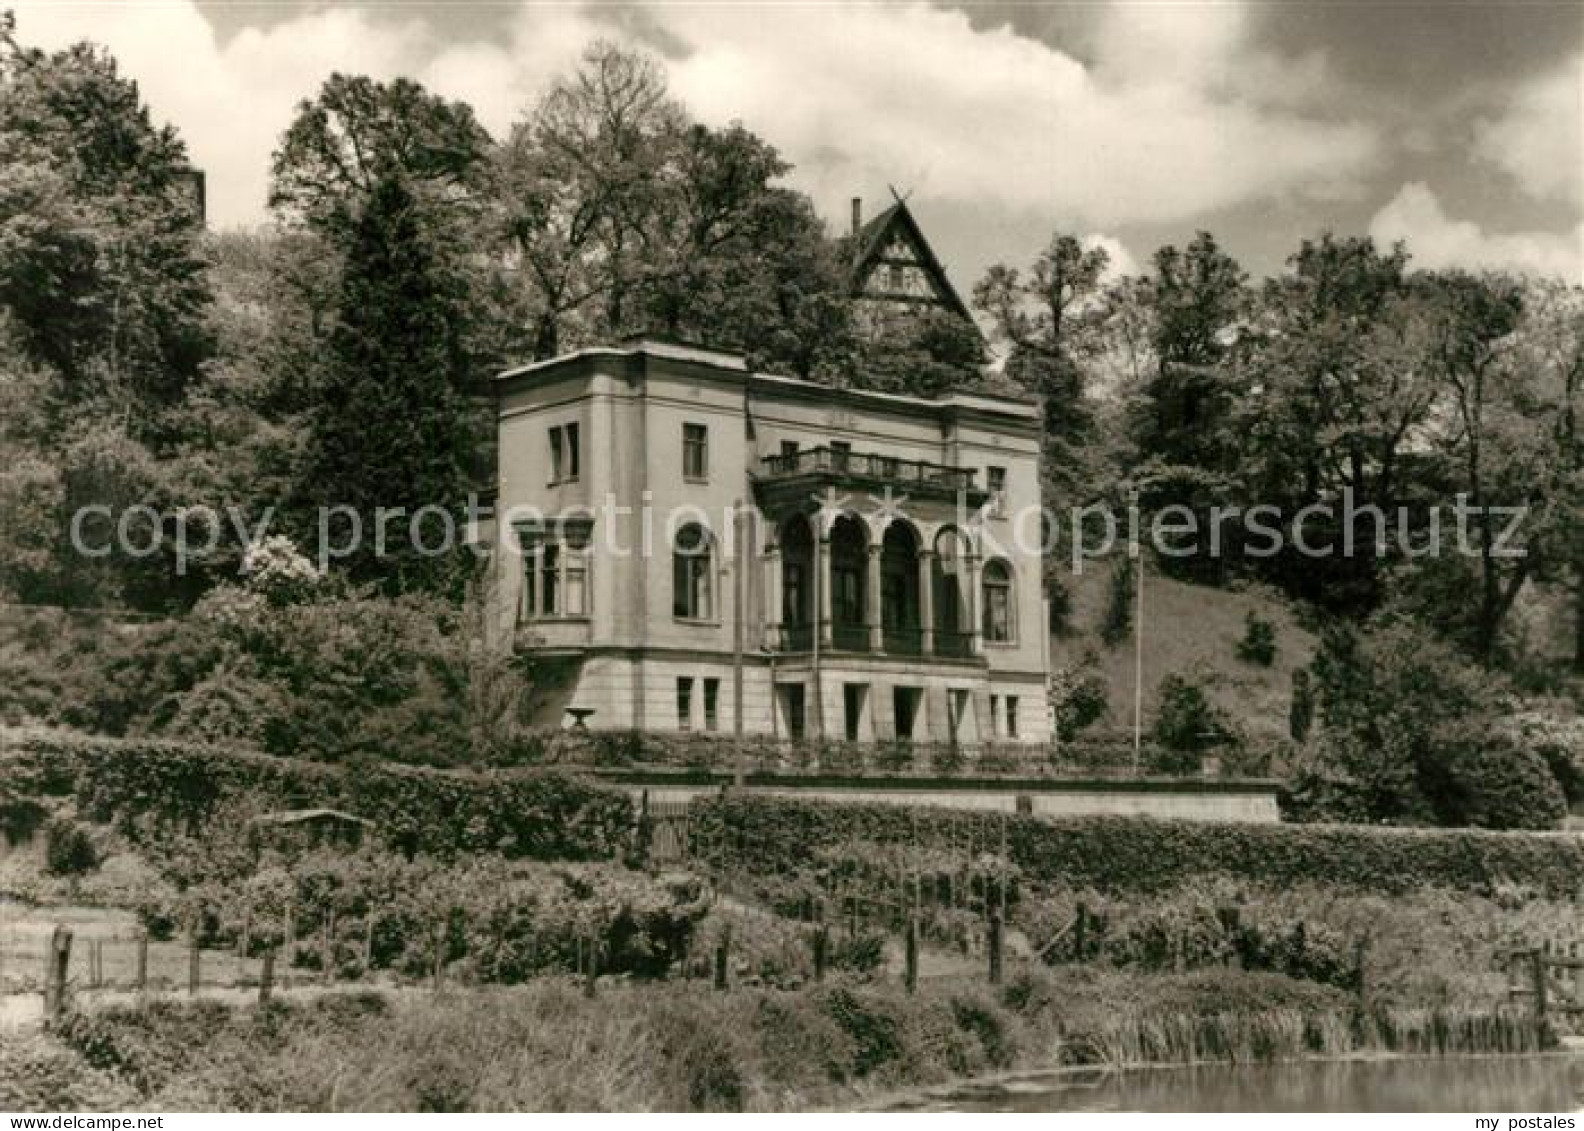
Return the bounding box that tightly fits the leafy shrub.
[1049,656,1109,741]
[1502,709,1584,807]
[821,987,905,1076]
[44,817,99,875]
[828,931,887,975]
[1432,718,1567,831]
[1152,672,1240,765]
[1235,612,1277,666]
[1100,556,1134,646]
[1300,620,1514,826]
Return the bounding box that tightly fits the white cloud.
[11,1,597,227]
[11,0,1381,233]
[1472,55,1583,203]
[1369,182,1583,281]
[1080,233,1139,281]
[657,3,1379,227]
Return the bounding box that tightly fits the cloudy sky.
[15,1,1583,287]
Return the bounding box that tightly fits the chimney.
[851,197,862,237]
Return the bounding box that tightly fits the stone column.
[764,543,783,650]
[866,543,884,651]
[964,552,982,655]
[816,530,833,649]
[917,549,935,655]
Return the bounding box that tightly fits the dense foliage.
[690,794,1584,899]
[0,728,634,862]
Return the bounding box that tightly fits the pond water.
[887,1055,1584,1113]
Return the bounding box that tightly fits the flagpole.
[1132,502,1144,775]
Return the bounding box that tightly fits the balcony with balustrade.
[757,446,988,509]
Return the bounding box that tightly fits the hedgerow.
[689,794,1584,899]
[0,728,633,861]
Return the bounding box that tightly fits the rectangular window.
[549,423,580,483]
[563,546,587,617]
[987,465,1006,514]
[780,439,800,459]
[989,694,1004,738]
[683,423,709,480]
[703,678,720,732]
[677,677,694,732]
[520,539,539,620]
[830,440,851,471]
[1006,695,1020,739]
[540,543,560,616]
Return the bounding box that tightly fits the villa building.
[492,338,1052,745]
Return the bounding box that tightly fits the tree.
[1130,232,1247,474]
[975,234,1114,513]
[270,73,492,241]
[305,176,475,591]
[847,306,986,398]
[0,13,210,430]
[489,42,852,373]
[1420,271,1529,665]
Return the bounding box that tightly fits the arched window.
[982,559,1014,643]
[672,523,715,620]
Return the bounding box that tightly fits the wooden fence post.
[283,905,296,988]
[135,931,148,993]
[714,928,730,991]
[431,920,444,992]
[188,934,200,995]
[1074,903,1088,963]
[1529,948,1548,1022]
[259,947,275,1005]
[322,910,335,986]
[812,925,828,982]
[1218,906,1241,968]
[584,938,599,998]
[988,913,1004,986]
[1353,936,1371,1009]
[904,917,918,995]
[1571,941,1582,1008]
[43,925,72,1028]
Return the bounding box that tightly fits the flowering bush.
[239,535,321,607]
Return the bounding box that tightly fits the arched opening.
[881,520,922,654]
[779,515,814,650]
[932,528,971,657]
[672,522,715,621]
[982,558,1015,643]
[830,514,869,651]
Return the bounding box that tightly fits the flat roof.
[495,338,1040,420]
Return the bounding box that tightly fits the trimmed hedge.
[689,795,1584,899]
[0,728,633,862]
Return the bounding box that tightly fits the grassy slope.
[1051,563,1317,746]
